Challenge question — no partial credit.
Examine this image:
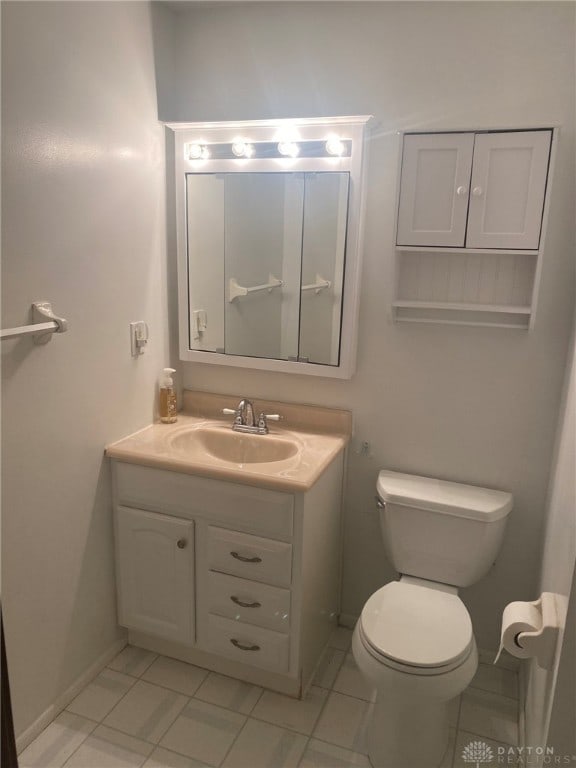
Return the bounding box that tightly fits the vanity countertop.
[105,391,351,493]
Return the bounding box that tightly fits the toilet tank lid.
[377,471,513,522]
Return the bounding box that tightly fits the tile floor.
[19,631,520,768]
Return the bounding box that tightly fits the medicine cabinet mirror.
[168,117,371,378]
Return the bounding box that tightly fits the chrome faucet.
[222,398,281,435]
[236,399,256,430]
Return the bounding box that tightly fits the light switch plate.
[130,321,148,356]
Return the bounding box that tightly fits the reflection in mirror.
[186,172,350,366]
[225,173,303,360]
[300,173,349,365]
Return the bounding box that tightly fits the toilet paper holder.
[496,592,561,670]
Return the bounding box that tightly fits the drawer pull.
[231,638,260,652]
[230,595,262,609]
[230,551,262,563]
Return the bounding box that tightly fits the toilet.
[352,470,513,768]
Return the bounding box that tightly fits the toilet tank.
[377,470,513,588]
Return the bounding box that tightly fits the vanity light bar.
[185,139,352,161]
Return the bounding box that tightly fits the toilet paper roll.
[494,601,542,664]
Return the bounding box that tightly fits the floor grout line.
[54,716,99,768]
[106,648,159,679]
[450,697,464,768]
[295,736,312,768]
[65,669,139,725]
[117,675,206,702]
[466,681,520,702]
[215,713,251,767]
[455,725,517,748]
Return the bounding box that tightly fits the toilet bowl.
[352,576,478,768]
[352,470,513,768]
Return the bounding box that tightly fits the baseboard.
[16,637,127,754]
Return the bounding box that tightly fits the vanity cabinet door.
[465,130,552,249]
[115,506,194,645]
[397,133,474,247]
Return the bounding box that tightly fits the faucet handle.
[256,412,282,434]
[222,407,243,426]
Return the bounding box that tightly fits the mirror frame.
[167,116,372,379]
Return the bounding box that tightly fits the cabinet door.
[397,133,474,247]
[466,130,552,249]
[115,506,194,644]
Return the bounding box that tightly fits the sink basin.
[106,402,351,492]
[169,427,299,464]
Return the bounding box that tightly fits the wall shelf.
[396,246,539,257]
[393,301,532,329]
[392,301,532,314]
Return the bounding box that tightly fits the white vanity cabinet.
[115,507,195,645]
[110,454,344,697]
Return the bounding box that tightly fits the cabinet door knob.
[231,638,260,652]
[472,186,483,197]
[177,539,187,549]
[456,185,467,196]
[231,596,262,609]
[230,551,262,563]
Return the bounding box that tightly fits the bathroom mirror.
[169,116,371,378]
[186,171,349,365]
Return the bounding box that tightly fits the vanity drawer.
[113,463,294,540]
[197,614,289,673]
[206,571,291,634]
[207,526,292,587]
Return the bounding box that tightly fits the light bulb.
[277,141,299,158]
[325,137,345,156]
[187,143,210,160]
[232,141,254,158]
[187,143,203,160]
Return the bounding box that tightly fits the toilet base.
[367,694,450,768]
[352,624,478,768]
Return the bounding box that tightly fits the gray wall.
[169,1,576,649]
[525,327,576,754]
[1,1,172,737]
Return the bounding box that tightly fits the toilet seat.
[359,578,473,674]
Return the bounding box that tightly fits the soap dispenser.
[159,367,177,423]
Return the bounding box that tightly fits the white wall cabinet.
[397,133,475,248]
[115,506,195,645]
[397,129,552,250]
[394,128,555,328]
[466,131,551,250]
[111,457,344,697]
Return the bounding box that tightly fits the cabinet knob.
[472,186,483,197]
[177,539,187,549]
[456,185,468,196]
